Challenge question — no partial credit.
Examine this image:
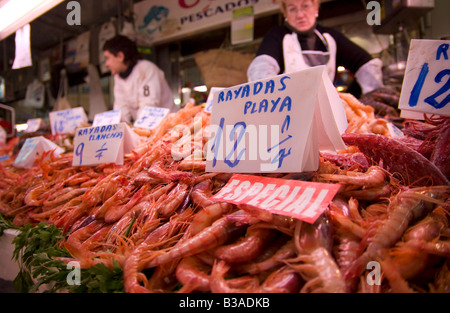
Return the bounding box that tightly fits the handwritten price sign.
[133,107,170,130]
[72,123,139,166]
[399,39,450,118]
[93,109,122,126]
[14,136,64,169]
[206,66,347,173]
[49,107,88,135]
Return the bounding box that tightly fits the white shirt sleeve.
[354,58,384,95]
[247,54,281,82]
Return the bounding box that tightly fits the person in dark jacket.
[247,0,384,95]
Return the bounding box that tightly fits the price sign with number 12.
[399,39,450,118]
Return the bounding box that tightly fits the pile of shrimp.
[339,92,391,136]
[0,100,449,293]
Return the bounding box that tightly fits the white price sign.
[25,118,43,133]
[13,136,64,169]
[49,107,88,135]
[133,107,170,130]
[92,109,122,126]
[72,123,138,166]
[205,66,347,173]
[399,39,450,118]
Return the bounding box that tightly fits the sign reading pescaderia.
[134,0,279,45]
[211,174,340,224]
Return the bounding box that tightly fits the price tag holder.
[399,39,450,118]
[49,107,89,135]
[133,107,170,130]
[72,122,138,166]
[92,109,122,126]
[211,174,340,224]
[205,65,348,173]
[24,118,43,133]
[13,136,64,169]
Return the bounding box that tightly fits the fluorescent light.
[193,85,207,92]
[15,123,28,132]
[337,66,346,72]
[0,0,64,40]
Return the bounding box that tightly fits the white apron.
[282,30,337,82]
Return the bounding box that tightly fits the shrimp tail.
[344,252,370,281]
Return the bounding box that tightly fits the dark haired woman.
[103,35,178,123]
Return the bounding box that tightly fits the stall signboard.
[13,136,64,169]
[134,0,279,45]
[211,174,341,224]
[93,109,122,126]
[205,65,348,173]
[133,107,170,129]
[72,123,139,167]
[399,39,450,118]
[49,107,88,135]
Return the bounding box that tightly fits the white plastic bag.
[24,79,45,108]
[54,69,72,111]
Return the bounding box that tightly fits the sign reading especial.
[134,0,279,44]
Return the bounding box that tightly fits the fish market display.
[0,97,448,293]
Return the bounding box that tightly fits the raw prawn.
[342,133,449,186]
[345,186,449,280]
[123,210,193,293]
[214,225,277,263]
[236,238,297,275]
[210,260,301,293]
[155,183,190,218]
[318,165,387,188]
[175,255,211,293]
[142,210,252,269]
[286,216,348,292]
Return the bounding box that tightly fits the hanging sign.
[133,107,170,130]
[231,6,254,45]
[49,107,88,135]
[134,0,278,45]
[211,174,340,224]
[72,123,139,166]
[93,109,122,126]
[398,39,450,118]
[205,66,348,173]
[13,136,64,169]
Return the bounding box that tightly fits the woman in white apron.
[247,0,384,96]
